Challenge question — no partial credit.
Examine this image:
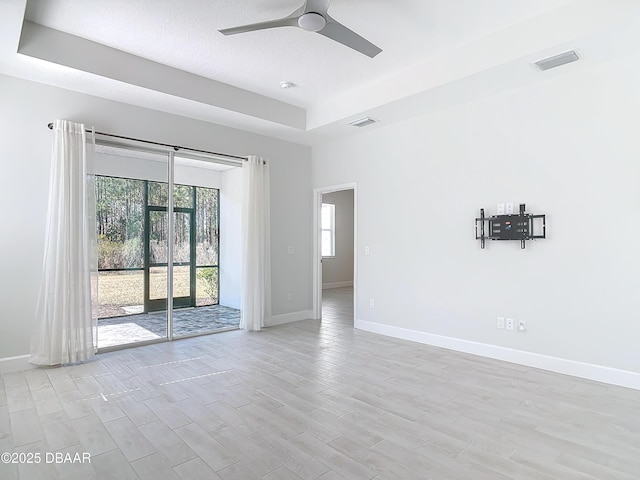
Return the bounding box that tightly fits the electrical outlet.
[287,246,295,255]
[369,299,375,309]
[497,203,505,215]
[364,246,370,256]
[506,318,515,331]
[496,316,505,329]
[287,293,292,302]
[506,203,514,214]
[518,319,527,332]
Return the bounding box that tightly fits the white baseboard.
[0,354,36,374]
[355,319,640,391]
[266,310,314,327]
[322,281,353,290]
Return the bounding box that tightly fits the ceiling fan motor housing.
[298,12,326,32]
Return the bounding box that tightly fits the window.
[321,203,335,257]
[95,175,220,319]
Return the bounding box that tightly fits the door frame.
[312,182,358,322]
[144,206,196,313]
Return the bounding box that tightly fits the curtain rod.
[47,122,247,161]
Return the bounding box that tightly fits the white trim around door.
[312,183,357,322]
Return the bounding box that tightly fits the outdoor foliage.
[96,176,219,269]
[97,269,217,318]
[95,175,220,316]
[97,176,143,269]
[98,236,143,269]
[197,267,219,301]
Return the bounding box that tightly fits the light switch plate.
[497,203,505,215]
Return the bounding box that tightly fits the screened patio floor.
[97,304,241,349]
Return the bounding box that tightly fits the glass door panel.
[94,148,236,349]
[149,266,168,300]
[145,208,167,312]
[173,210,194,309]
[94,147,168,349]
[173,266,191,298]
[148,210,168,264]
[173,163,226,337]
[145,208,194,312]
[173,211,191,264]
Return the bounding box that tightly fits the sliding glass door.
[94,146,169,348]
[92,144,232,349]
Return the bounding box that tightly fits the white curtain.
[240,156,271,331]
[30,120,97,365]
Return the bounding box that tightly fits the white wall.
[322,189,354,288]
[95,151,168,183]
[175,162,223,189]
[0,74,312,361]
[269,148,314,323]
[312,54,640,378]
[220,167,242,308]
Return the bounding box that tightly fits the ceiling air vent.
[534,50,579,71]
[349,117,377,128]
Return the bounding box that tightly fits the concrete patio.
[97,304,240,348]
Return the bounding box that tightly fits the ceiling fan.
[219,0,382,58]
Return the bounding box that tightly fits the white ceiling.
[1,0,640,145]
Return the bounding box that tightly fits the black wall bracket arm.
[475,203,546,249]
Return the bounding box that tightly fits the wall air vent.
[349,117,378,128]
[534,50,579,71]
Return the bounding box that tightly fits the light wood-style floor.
[2,286,640,479]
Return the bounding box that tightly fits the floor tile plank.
[2,288,640,480]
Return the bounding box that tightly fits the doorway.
[93,144,240,350]
[144,207,195,312]
[313,183,357,323]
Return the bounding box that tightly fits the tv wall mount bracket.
[475,203,545,249]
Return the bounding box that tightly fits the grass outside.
[97,268,218,317]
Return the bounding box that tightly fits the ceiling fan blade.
[319,19,382,58]
[219,16,299,36]
[303,0,331,14]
